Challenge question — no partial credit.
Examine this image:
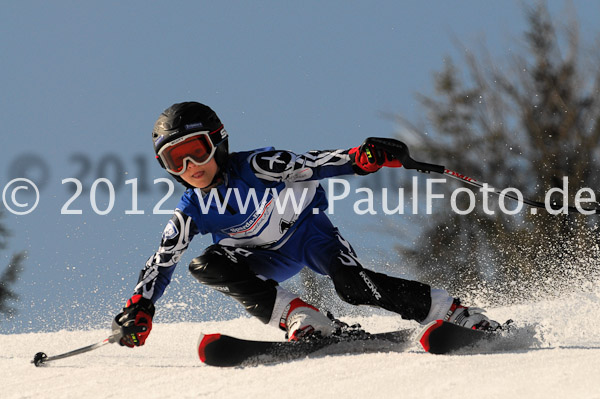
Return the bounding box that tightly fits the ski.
[418,320,506,354]
[198,328,415,367]
[199,319,518,367]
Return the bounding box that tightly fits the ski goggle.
[156,127,225,175]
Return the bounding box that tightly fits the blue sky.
[2,1,599,332]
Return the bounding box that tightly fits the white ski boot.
[446,299,500,331]
[280,298,337,341]
[421,289,500,331]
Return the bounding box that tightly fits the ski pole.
[440,168,599,214]
[366,137,600,215]
[32,333,119,367]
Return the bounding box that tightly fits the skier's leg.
[294,223,432,321]
[189,244,336,338]
[188,244,279,323]
[329,257,434,322]
[305,228,498,329]
[329,255,499,329]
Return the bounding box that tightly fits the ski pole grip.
[401,159,446,174]
[366,137,445,174]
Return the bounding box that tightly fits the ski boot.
[421,289,500,331]
[446,299,500,331]
[281,298,337,341]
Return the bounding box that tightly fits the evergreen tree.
[0,208,25,318]
[392,3,600,304]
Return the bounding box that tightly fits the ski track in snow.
[3,290,600,399]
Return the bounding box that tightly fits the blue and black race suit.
[130,147,432,324]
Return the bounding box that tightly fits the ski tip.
[197,333,221,363]
[418,320,444,353]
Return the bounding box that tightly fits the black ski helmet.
[152,102,229,187]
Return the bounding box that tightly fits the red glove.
[112,295,155,347]
[349,137,403,175]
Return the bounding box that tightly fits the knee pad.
[188,244,278,323]
[189,244,252,284]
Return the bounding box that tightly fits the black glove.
[112,295,155,348]
[349,137,404,175]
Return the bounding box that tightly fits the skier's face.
[180,157,219,189]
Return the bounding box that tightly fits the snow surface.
[3,288,600,399]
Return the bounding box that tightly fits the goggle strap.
[208,125,226,147]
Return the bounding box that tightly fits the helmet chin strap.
[199,168,224,192]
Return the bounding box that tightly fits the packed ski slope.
[3,288,600,399]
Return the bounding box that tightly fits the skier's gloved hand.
[112,295,155,348]
[349,137,403,175]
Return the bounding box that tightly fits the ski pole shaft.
[383,137,600,214]
[32,333,119,366]
[441,168,599,214]
[443,169,547,209]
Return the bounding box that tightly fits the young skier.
[112,101,499,347]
